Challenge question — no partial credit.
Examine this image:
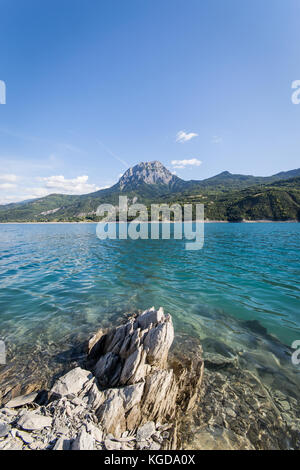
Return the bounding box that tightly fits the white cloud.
[0,183,17,189]
[0,174,18,183]
[212,135,223,144]
[39,175,100,194]
[0,174,105,206]
[0,195,24,205]
[26,187,50,198]
[0,186,50,205]
[176,130,198,143]
[171,158,202,169]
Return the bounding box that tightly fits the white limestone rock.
[136,421,156,441]
[18,412,52,431]
[16,430,34,444]
[85,422,103,442]
[97,395,126,438]
[6,392,38,408]
[53,436,72,450]
[51,367,93,397]
[137,307,164,330]
[0,421,11,437]
[72,428,94,450]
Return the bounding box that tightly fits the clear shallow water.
[0,222,299,393]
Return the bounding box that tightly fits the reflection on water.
[0,222,299,407]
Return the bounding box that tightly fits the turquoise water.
[0,222,299,390]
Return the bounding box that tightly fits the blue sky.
[0,0,300,203]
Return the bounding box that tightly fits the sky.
[0,0,300,204]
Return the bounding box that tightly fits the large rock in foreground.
[91,307,174,387]
[0,307,204,450]
[84,307,203,442]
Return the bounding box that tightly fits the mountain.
[118,161,181,190]
[0,161,299,222]
[180,168,300,193]
[84,161,186,201]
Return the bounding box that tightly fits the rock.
[120,382,145,412]
[106,322,133,355]
[119,346,143,385]
[92,307,174,388]
[203,352,237,370]
[0,422,11,437]
[119,162,176,190]
[2,307,205,452]
[152,431,163,444]
[94,382,145,434]
[126,404,141,431]
[142,370,178,423]
[88,383,106,410]
[104,438,122,450]
[226,408,236,418]
[137,307,164,329]
[157,423,171,431]
[16,430,34,444]
[51,367,93,397]
[111,435,136,442]
[29,440,48,450]
[97,395,126,438]
[136,439,149,450]
[143,317,174,367]
[87,328,106,359]
[72,428,94,450]
[53,436,71,450]
[104,437,134,450]
[18,412,52,431]
[6,392,38,408]
[94,352,122,388]
[58,425,70,436]
[137,421,156,441]
[0,438,23,450]
[278,400,291,412]
[0,439,9,450]
[149,441,161,450]
[0,407,17,417]
[86,307,202,445]
[85,422,103,442]
[71,397,82,406]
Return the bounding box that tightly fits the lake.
[0,222,299,405]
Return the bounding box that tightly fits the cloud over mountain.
[39,175,100,194]
[171,158,202,169]
[175,131,198,143]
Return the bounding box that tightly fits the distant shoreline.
[0,220,298,225]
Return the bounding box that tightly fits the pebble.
[17,430,34,444]
[0,422,11,438]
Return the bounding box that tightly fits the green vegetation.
[0,168,299,223]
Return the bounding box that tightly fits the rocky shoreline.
[1,306,300,451]
[0,307,204,450]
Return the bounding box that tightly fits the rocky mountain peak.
[118,161,178,190]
